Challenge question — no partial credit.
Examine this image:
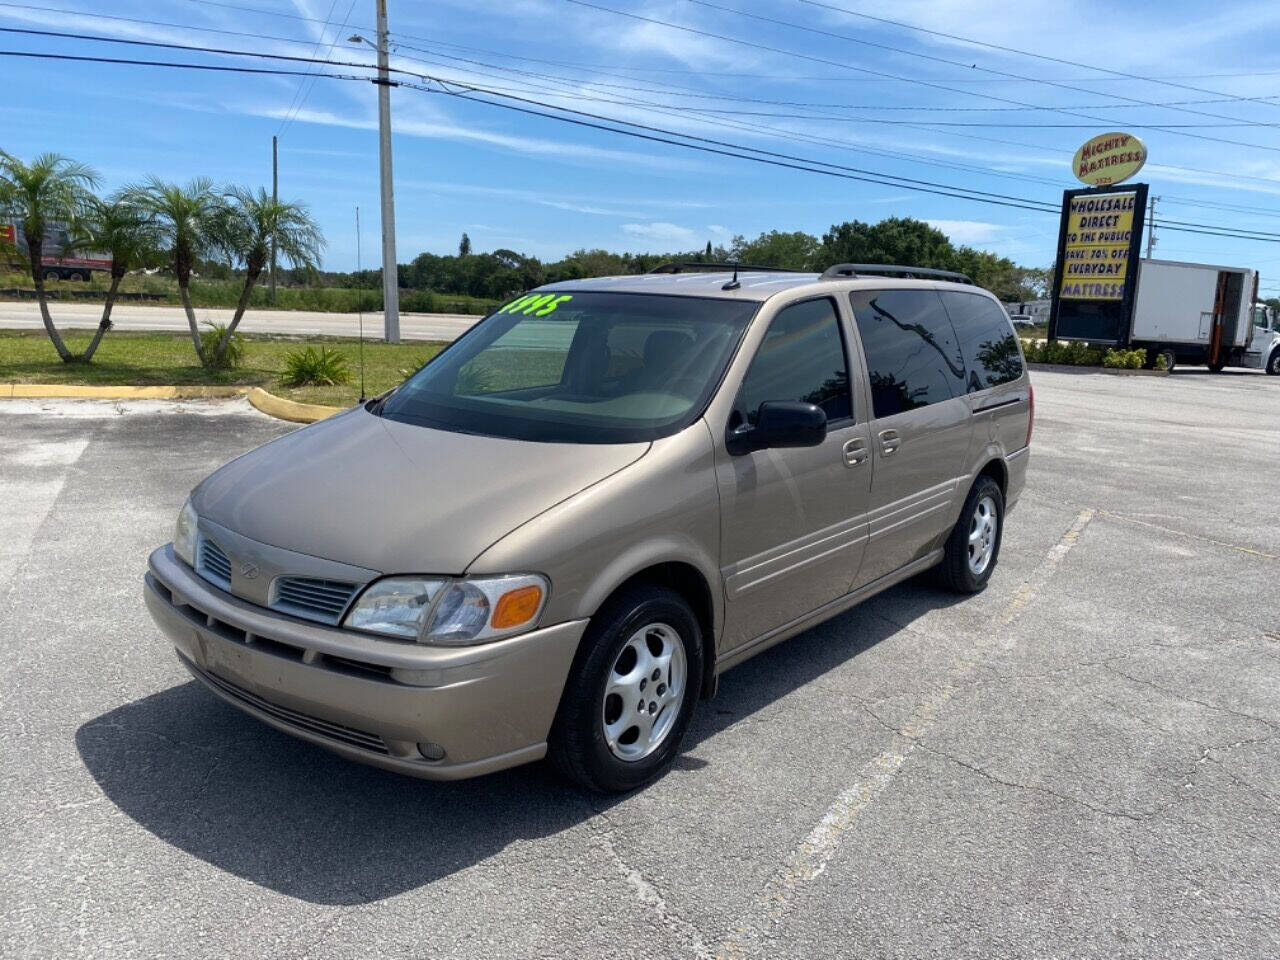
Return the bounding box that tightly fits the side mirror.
[727,401,827,455]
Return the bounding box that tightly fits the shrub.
[280,345,352,387]
[1021,338,1110,367]
[1103,347,1146,369]
[1153,353,1169,371]
[199,321,244,370]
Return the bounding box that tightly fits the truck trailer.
[2,220,111,281]
[1128,258,1278,373]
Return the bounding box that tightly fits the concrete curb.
[2,383,345,423]
[246,387,344,423]
[1027,363,1170,377]
[4,384,250,399]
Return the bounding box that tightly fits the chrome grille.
[186,658,389,755]
[198,537,232,588]
[272,576,358,624]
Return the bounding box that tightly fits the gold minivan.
[144,264,1032,792]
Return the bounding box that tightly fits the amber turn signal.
[491,584,544,629]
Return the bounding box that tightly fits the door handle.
[842,437,868,467]
[878,428,901,456]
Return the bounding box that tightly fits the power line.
[563,0,1280,155]
[386,38,1280,204]
[166,0,1280,88]
[694,0,1280,126]
[276,0,342,137]
[7,39,1280,244]
[391,39,1280,114]
[7,5,1280,192]
[278,0,359,137]
[789,0,1280,110]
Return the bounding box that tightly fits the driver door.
[715,297,873,654]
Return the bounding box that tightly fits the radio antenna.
[355,205,366,403]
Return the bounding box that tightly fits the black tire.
[1267,349,1280,376]
[42,269,60,283]
[935,476,1005,594]
[1158,348,1177,373]
[550,584,703,793]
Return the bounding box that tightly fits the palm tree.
[208,187,323,366]
[129,177,227,359]
[0,151,98,362]
[68,193,162,362]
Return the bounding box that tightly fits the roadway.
[2,367,1278,958]
[0,301,478,342]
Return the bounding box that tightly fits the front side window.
[939,291,1025,391]
[849,289,965,419]
[731,297,852,430]
[381,292,757,443]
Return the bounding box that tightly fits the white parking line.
[715,508,1096,959]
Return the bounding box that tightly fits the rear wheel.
[935,476,1004,594]
[1158,348,1177,373]
[550,584,702,793]
[1268,349,1280,376]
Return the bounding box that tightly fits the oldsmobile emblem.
[239,561,259,580]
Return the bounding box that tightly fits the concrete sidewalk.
[0,301,478,342]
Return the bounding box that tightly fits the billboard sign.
[1072,131,1147,186]
[1048,183,1148,343]
[1058,190,1140,301]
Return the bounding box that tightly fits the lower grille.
[198,538,232,588]
[272,576,358,624]
[187,658,389,755]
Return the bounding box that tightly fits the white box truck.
[1128,258,1278,373]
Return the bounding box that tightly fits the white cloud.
[926,219,1003,243]
[242,104,697,171]
[622,222,700,245]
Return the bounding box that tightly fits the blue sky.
[5,0,1280,294]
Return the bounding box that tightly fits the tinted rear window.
[849,289,965,419]
[939,292,1024,391]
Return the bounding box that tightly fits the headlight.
[344,577,445,639]
[174,498,198,567]
[343,573,548,645]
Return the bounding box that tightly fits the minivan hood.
[193,406,650,574]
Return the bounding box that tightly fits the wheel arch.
[976,457,1008,497]
[581,556,720,700]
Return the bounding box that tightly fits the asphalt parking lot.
[3,368,1278,959]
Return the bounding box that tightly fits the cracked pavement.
[2,367,1279,959]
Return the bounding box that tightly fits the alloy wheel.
[601,623,687,762]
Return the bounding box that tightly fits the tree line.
[322,218,1050,305]
[0,151,322,366]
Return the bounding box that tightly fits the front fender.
[466,424,723,642]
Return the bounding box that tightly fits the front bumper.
[144,544,587,780]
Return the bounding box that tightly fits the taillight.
[1026,381,1035,447]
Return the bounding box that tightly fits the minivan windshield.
[380,291,758,443]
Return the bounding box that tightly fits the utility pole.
[375,0,399,342]
[270,135,278,305]
[1145,195,1158,259]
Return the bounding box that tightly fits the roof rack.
[646,261,803,275]
[819,263,974,285]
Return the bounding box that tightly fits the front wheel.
[935,476,1005,593]
[1268,349,1280,376]
[550,585,703,793]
